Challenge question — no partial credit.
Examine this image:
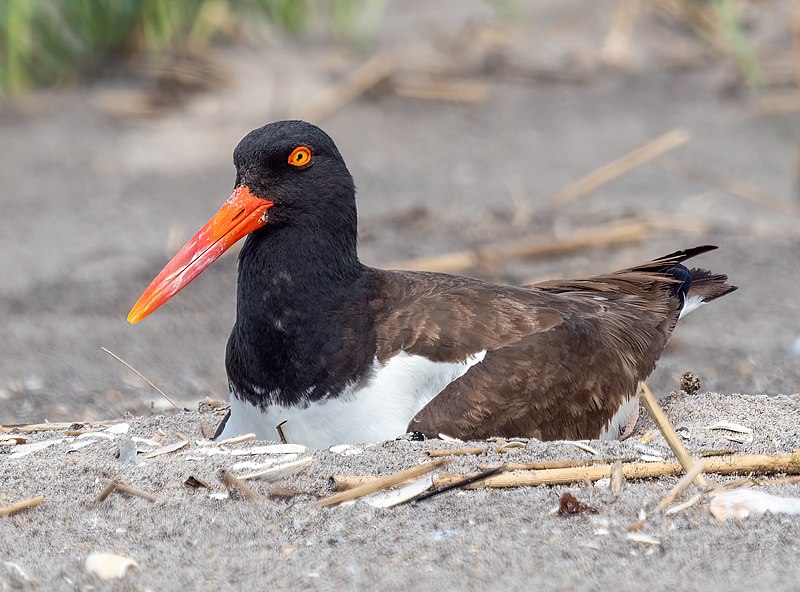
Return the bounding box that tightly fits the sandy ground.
[2,1,800,589]
[0,0,798,425]
[1,391,800,591]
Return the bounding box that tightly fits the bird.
[128,120,736,448]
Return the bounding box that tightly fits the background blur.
[1,0,798,424]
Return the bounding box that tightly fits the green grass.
[711,0,764,90]
[0,0,384,97]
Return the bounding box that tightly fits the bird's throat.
[226,222,373,409]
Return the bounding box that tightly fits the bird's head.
[127,120,354,324]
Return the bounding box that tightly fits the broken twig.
[334,453,800,491]
[639,382,711,488]
[98,478,156,502]
[220,470,262,502]
[0,495,44,517]
[426,447,485,457]
[410,466,507,503]
[548,129,690,207]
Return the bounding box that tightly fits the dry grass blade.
[296,52,395,122]
[318,459,448,507]
[479,457,639,471]
[143,440,188,459]
[425,447,485,457]
[220,470,262,502]
[548,129,690,207]
[656,460,706,511]
[97,479,118,502]
[388,219,647,273]
[216,433,256,446]
[98,478,156,502]
[409,466,507,503]
[602,0,641,68]
[0,495,44,517]
[101,347,179,409]
[639,382,711,488]
[392,78,489,103]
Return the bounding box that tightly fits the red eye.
[288,146,312,167]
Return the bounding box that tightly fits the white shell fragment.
[710,489,800,520]
[230,459,280,471]
[635,444,665,458]
[8,438,63,459]
[238,457,314,482]
[0,435,27,445]
[704,422,754,443]
[77,431,115,441]
[84,552,138,581]
[329,444,363,456]
[192,448,230,457]
[143,440,188,459]
[216,433,256,446]
[438,433,464,443]
[365,474,435,508]
[104,423,130,435]
[131,436,163,447]
[230,444,307,456]
[67,440,99,452]
[627,533,661,545]
[563,441,599,455]
[498,441,526,450]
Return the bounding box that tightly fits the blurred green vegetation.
[0,0,385,97]
[711,0,763,89]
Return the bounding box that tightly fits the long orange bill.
[127,186,274,324]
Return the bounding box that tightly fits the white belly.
[217,350,486,448]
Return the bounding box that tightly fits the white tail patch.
[678,294,705,319]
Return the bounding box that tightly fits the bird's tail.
[678,267,737,318]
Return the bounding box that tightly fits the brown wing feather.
[368,270,568,363]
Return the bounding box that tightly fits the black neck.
[225,207,376,408]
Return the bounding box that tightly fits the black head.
[127,120,360,323]
[233,120,356,227]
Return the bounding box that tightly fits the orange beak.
[127,186,274,324]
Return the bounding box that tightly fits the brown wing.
[367,270,570,363]
[386,246,733,440]
[407,290,675,440]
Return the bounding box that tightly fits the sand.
[2,391,800,591]
[2,1,800,590]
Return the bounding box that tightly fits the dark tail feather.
[687,268,738,303]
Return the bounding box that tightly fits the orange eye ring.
[288,146,312,168]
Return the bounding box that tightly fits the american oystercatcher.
[128,120,735,447]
